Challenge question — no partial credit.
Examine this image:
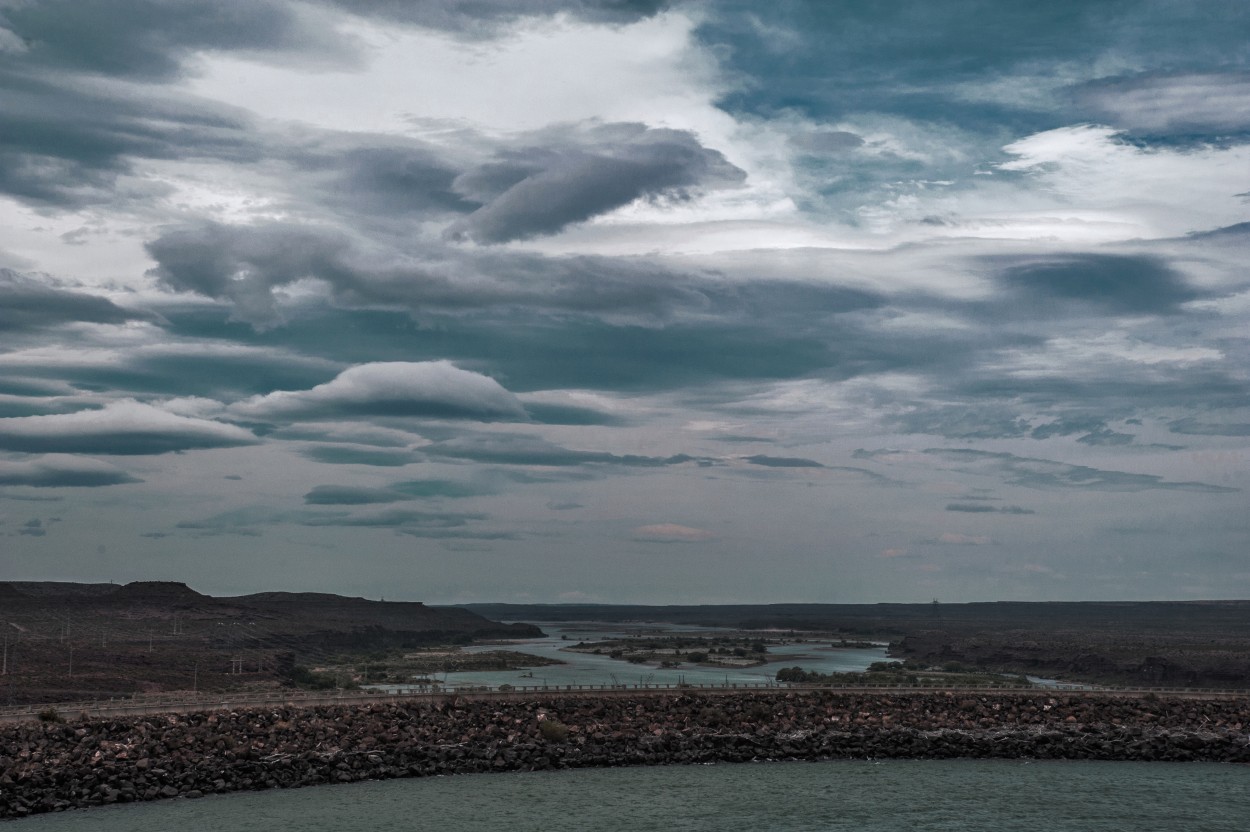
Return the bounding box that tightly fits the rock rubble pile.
[3,691,1248,819]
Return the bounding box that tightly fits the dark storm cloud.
[0,71,258,208]
[145,220,882,338]
[152,301,849,397]
[990,254,1201,316]
[0,0,323,81]
[316,0,670,37]
[0,401,258,455]
[145,220,712,326]
[0,455,141,487]
[445,123,746,243]
[0,269,143,331]
[308,141,473,218]
[9,345,344,402]
[921,448,1240,494]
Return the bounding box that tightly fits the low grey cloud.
[631,522,716,543]
[0,454,140,487]
[990,253,1201,316]
[1168,418,1250,437]
[919,532,993,546]
[742,454,824,468]
[0,400,258,455]
[296,445,422,467]
[445,122,746,243]
[921,448,1240,494]
[390,479,496,499]
[0,270,143,331]
[1071,72,1250,135]
[546,500,583,510]
[146,220,730,327]
[891,405,1032,440]
[302,478,494,504]
[0,0,331,81]
[233,361,526,422]
[424,434,709,468]
[945,503,1035,515]
[0,70,259,209]
[175,504,486,534]
[1075,428,1135,446]
[298,507,485,529]
[272,423,421,447]
[788,130,865,154]
[302,485,412,505]
[395,528,518,540]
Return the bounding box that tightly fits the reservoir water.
[11,759,1247,831]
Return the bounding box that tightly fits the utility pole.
[2,632,7,676]
[68,645,74,678]
[193,662,198,693]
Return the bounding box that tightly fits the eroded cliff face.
[3,690,1249,819]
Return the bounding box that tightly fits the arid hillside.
[0,582,539,705]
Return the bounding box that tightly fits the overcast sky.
[1,0,1247,604]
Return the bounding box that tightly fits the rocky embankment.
[3,691,1249,819]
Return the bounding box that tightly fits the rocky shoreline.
[3,690,1248,820]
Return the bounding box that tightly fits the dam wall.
[3,689,1249,819]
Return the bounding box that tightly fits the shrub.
[687,652,708,663]
[538,719,569,742]
[38,707,63,723]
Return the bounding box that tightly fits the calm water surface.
[400,623,889,689]
[13,759,1248,831]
